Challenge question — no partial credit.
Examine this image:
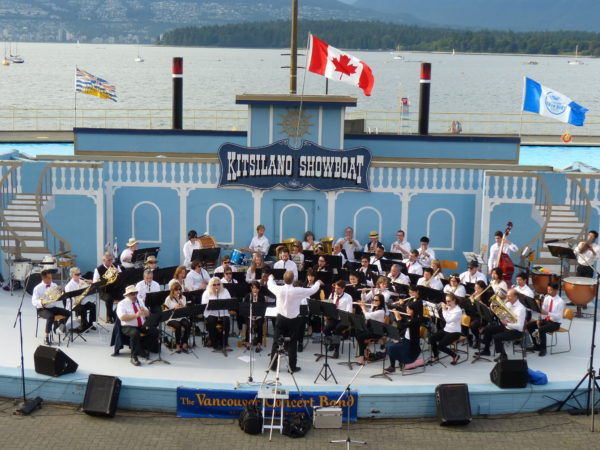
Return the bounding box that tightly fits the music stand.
[132,247,160,265]
[380,259,394,274]
[144,291,171,365]
[516,293,542,313]
[471,301,494,364]
[337,311,364,370]
[206,299,239,356]
[267,243,283,259]
[152,266,178,287]
[191,248,220,265]
[63,286,90,345]
[315,271,333,286]
[408,273,421,285]
[308,299,339,384]
[324,255,343,271]
[238,301,267,382]
[158,305,204,359]
[548,245,576,297]
[417,286,444,303]
[369,321,400,381]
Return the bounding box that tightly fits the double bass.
[496,222,515,283]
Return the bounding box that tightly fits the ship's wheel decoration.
[278,109,312,145]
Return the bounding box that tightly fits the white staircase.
[534,204,585,274]
[1,193,52,261]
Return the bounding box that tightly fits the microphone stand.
[330,363,366,447]
[13,264,42,415]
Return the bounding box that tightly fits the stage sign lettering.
[217,140,371,191]
[176,387,358,421]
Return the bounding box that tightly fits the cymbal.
[53,250,70,257]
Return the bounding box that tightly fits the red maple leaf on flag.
[331,54,357,80]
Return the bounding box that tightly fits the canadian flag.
[308,35,374,96]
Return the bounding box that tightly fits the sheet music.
[265,306,278,317]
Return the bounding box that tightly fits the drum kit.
[6,250,76,293]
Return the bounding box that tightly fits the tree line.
[157,19,600,56]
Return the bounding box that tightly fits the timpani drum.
[531,270,560,294]
[563,276,598,306]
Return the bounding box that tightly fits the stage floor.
[0,288,597,416]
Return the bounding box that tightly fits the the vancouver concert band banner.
[218,140,372,191]
[176,388,358,421]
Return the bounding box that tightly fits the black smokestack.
[172,57,183,130]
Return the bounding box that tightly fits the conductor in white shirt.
[267,271,323,372]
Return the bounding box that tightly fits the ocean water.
[1,142,597,169]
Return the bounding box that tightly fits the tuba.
[102,265,119,285]
[489,294,517,323]
[319,237,335,255]
[41,286,64,306]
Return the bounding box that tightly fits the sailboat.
[2,42,10,65]
[8,41,24,63]
[134,46,144,63]
[568,45,583,65]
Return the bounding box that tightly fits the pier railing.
[1,107,599,137]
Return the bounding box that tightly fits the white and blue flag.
[522,77,588,126]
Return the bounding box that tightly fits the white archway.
[426,208,455,250]
[206,203,235,246]
[353,206,382,240]
[132,201,162,244]
[279,203,309,241]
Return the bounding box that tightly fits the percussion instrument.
[563,276,598,306]
[531,270,560,294]
[57,257,75,268]
[230,249,244,265]
[199,234,217,248]
[11,261,31,281]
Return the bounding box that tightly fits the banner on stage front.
[217,140,371,191]
[176,387,358,421]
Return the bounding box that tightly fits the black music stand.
[324,255,343,271]
[191,248,220,265]
[337,311,364,370]
[548,245,576,297]
[417,285,444,303]
[182,289,206,347]
[206,299,239,356]
[408,273,421,285]
[63,286,89,346]
[308,299,339,384]
[464,282,476,296]
[267,243,283,259]
[144,291,171,365]
[132,247,160,266]
[315,271,333,286]
[369,321,400,381]
[238,301,267,382]
[516,293,542,313]
[270,268,286,280]
[152,266,178,286]
[380,259,394,274]
[222,283,247,333]
[158,305,205,359]
[471,301,494,364]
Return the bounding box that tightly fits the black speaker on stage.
[33,345,78,377]
[435,384,472,426]
[490,360,528,388]
[83,374,122,418]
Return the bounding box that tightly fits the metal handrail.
[566,175,592,242]
[0,162,25,258]
[522,174,553,260]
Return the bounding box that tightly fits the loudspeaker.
[435,383,472,426]
[83,374,122,418]
[490,360,528,388]
[33,345,78,377]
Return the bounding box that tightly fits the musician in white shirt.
[417,267,443,291]
[324,280,353,359]
[388,264,409,285]
[163,283,190,354]
[273,247,298,281]
[213,254,238,274]
[443,273,466,298]
[489,267,508,297]
[64,267,96,332]
[267,271,322,372]
[390,229,411,257]
[182,230,201,268]
[185,260,210,290]
[135,269,160,306]
[221,268,238,284]
[459,261,487,285]
[245,253,264,283]
[331,242,347,266]
[403,250,423,276]
[487,230,519,273]
[369,245,387,274]
[33,269,69,345]
[430,293,463,365]
[363,276,393,305]
[336,227,361,262]
[513,272,534,298]
[573,230,599,278]
[364,230,384,253]
[241,224,270,256]
[356,294,387,365]
[526,282,564,356]
[120,237,138,269]
[202,277,232,350]
[477,288,526,362]
[418,236,435,268]
[169,265,189,291]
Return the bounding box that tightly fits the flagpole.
[519,76,525,137]
[74,66,77,129]
[294,33,312,146]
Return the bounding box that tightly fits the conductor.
[267,271,323,373]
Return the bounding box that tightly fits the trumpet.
[469,283,492,304]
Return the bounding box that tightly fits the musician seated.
[390,229,411,258]
[431,259,444,280]
[331,242,347,266]
[93,252,122,323]
[120,237,138,269]
[274,247,298,281]
[290,240,305,270]
[185,259,210,290]
[489,267,508,296]
[324,280,353,359]
[169,265,189,291]
[245,253,264,284]
[476,288,526,362]
[144,255,158,271]
[429,293,462,365]
[363,276,392,305]
[388,264,409,285]
[241,224,269,256]
[164,282,190,354]
[183,229,201,268]
[302,231,319,252]
[359,256,375,287]
[64,267,96,332]
[201,277,232,350]
[304,268,327,300]
[364,230,384,253]
[222,267,237,284]
[526,282,564,357]
[336,227,361,262]
[402,250,424,276]
[466,280,489,347]
[443,273,466,298]
[459,260,487,285]
[356,294,387,365]
[394,284,423,319]
[116,285,159,366]
[214,254,238,274]
[384,303,421,373]
[135,269,160,308]
[418,236,435,269]
[242,281,265,352]
[513,272,534,298]
[417,268,443,290]
[315,255,329,272]
[33,269,70,345]
[369,245,387,274]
